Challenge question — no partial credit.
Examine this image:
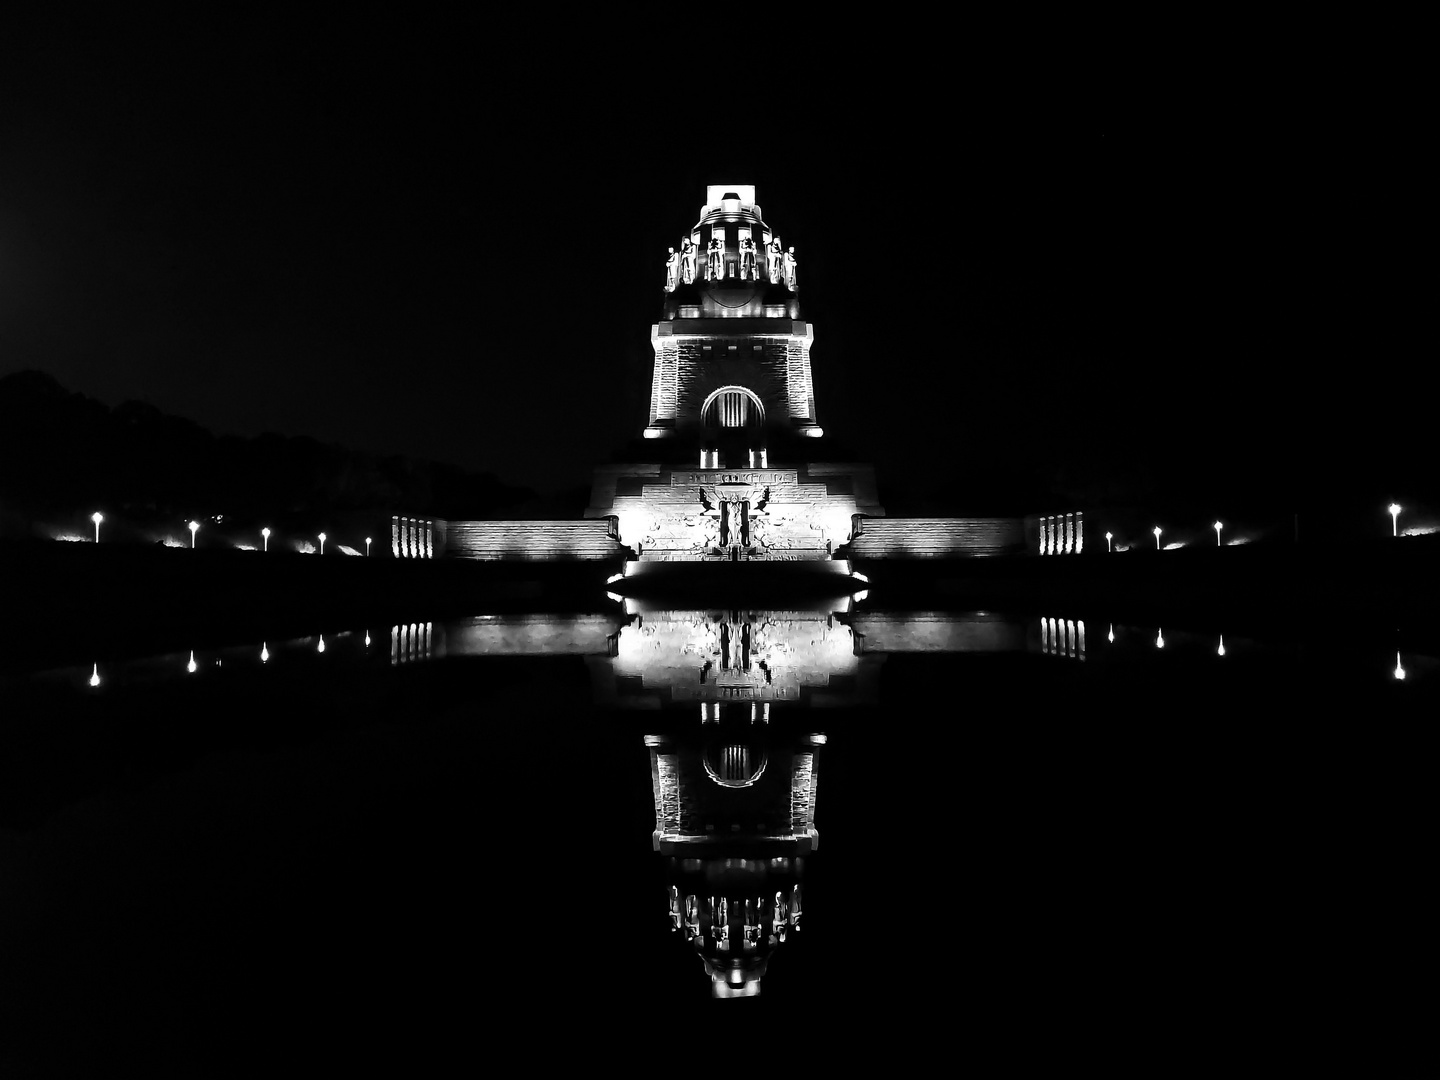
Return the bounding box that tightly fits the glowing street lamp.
[1214,520,1223,547]
[1153,526,1162,550]
[318,532,326,555]
[365,537,372,557]
[188,521,199,548]
[1105,531,1113,553]
[1388,503,1401,537]
[187,650,198,674]
[1218,634,1226,657]
[1107,623,1114,643]
[92,512,103,542]
[317,634,326,654]
[261,527,271,552]
[261,642,269,664]
[89,663,101,688]
[1156,628,1165,649]
[1394,651,1406,680]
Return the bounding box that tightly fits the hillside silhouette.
[0,371,536,539]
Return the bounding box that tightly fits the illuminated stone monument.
[438,184,1028,562]
[588,185,883,564]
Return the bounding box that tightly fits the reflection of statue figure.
[707,234,724,281]
[782,246,797,289]
[738,235,757,280]
[664,247,680,291]
[680,239,697,284]
[767,238,782,284]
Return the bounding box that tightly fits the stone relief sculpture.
[738,235,757,281]
[680,239,697,284]
[707,235,724,281]
[664,247,681,291]
[782,246,798,290]
[767,238,783,284]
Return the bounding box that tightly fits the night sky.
[2,15,1429,517]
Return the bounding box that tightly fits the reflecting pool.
[1,605,1435,1063]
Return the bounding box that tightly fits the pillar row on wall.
[391,516,444,558]
[1039,512,1084,555]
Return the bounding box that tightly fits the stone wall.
[647,319,817,436]
[846,517,1025,558]
[443,519,626,561]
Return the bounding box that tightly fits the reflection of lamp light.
[261,527,270,552]
[1218,634,1226,656]
[1214,520,1223,546]
[89,663,101,687]
[318,532,326,555]
[189,521,199,548]
[1394,651,1405,680]
[92,512,103,542]
[1389,503,1401,537]
[365,537,371,557]
[1153,526,1162,550]
[1156,628,1164,649]
[187,650,197,673]
[1105,531,1113,552]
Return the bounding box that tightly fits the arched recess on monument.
[702,742,769,789]
[701,385,766,440]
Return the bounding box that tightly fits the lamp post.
[365,537,372,557]
[1105,531,1113,553]
[92,512,103,543]
[1389,503,1401,537]
[188,521,199,548]
[1214,520,1223,547]
[261,527,270,552]
[318,532,326,555]
[1153,526,1162,550]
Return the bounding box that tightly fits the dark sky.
[2,14,1429,513]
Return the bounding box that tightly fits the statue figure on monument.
[680,238,697,284]
[738,235,757,281]
[782,246,798,290]
[707,234,725,281]
[664,247,681,292]
[767,238,783,284]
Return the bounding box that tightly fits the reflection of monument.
[591,608,882,708]
[665,853,804,999]
[646,716,823,997]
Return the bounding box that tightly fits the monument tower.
[588,185,883,562]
